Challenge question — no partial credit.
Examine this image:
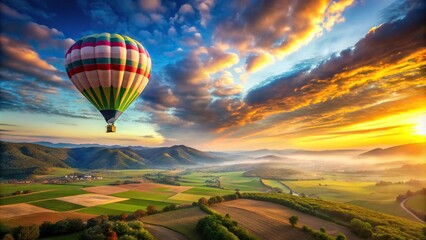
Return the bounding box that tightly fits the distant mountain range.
[0,142,222,175]
[358,142,426,158]
[1,141,425,177]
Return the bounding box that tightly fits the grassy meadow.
[282,179,423,219]
[406,194,426,213]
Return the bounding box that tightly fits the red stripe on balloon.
[125,65,137,72]
[125,44,139,51]
[82,41,95,47]
[96,64,112,70]
[95,40,110,46]
[111,42,125,47]
[111,64,125,71]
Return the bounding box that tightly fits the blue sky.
[1,0,425,150]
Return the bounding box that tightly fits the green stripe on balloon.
[88,88,104,109]
[82,89,101,110]
[99,87,109,109]
[123,88,140,111]
[109,86,115,109]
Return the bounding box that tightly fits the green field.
[30,199,84,211]
[179,171,266,192]
[77,198,176,215]
[262,179,291,193]
[0,187,87,205]
[183,187,234,196]
[406,194,426,213]
[112,190,175,201]
[168,193,210,202]
[78,206,132,215]
[282,179,423,219]
[0,183,85,196]
[220,172,266,191]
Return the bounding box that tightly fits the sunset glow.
[0,0,425,151]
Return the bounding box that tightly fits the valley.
[0,141,425,239]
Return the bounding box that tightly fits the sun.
[414,114,426,136]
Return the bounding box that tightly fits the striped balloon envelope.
[65,33,151,132]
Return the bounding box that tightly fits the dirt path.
[144,223,188,240]
[212,199,362,240]
[400,198,426,223]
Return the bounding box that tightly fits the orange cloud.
[245,52,275,73]
[215,0,355,72]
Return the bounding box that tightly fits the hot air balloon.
[65,33,151,132]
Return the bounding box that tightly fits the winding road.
[400,198,425,223]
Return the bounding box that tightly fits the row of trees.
[289,215,347,240]
[80,217,154,240]
[1,225,39,240]
[0,190,33,198]
[240,192,424,240]
[301,225,346,240]
[0,216,155,240]
[196,205,258,240]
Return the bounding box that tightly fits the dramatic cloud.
[245,52,275,73]
[139,0,163,12]
[214,0,355,72]
[2,18,74,51]
[0,2,30,20]
[220,3,426,138]
[196,0,214,26]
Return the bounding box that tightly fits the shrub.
[350,218,373,239]
[146,206,157,215]
[2,234,14,240]
[133,210,147,219]
[118,235,137,240]
[13,224,39,240]
[87,215,109,228]
[289,215,298,227]
[198,197,208,205]
[39,222,54,236]
[163,204,177,212]
[67,218,85,232]
[106,230,118,240]
[0,223,10,238]
[335,233,347,240]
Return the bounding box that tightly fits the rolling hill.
[358,142,426,158]
[0,142,224,175]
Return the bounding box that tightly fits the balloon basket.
[106,124,116,133]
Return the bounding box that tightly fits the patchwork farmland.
[0,171,265,228]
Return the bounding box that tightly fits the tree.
[39,221,54,236]
[106,230,118,240]
[13,225,39,240]
[198,197,208,205]
[336,233,347,240]
[113,222,131,236]
[163,204,177,212]
[146,206,157,215]
[117,235,137,240]
[289,216,298,227]
[67,218,85,232]
[133,210,147,219]
[87,215,109,228]
[349,218,373,239]
[320,227,325,233]
[2,234,14,240]
[119,213,128,221]
[0,223,10,238]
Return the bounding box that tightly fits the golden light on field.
[414,114,426,136]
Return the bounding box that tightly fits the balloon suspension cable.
[106,123,116,133]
